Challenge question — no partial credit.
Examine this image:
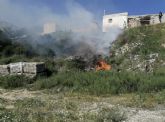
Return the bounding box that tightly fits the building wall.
[43,22,56,34]
[150,14,165,24]
[128,18,141,28]
[128,14,165,28]
[103,13,165,32]
[103,12,128,32]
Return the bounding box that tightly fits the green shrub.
[15,98,46,108]
[153,67,165,76]
[139,75,165,92]
[0,109,15,122]
[34,70,165,95]
[97,107,127,122]
[44,59,58,76]
[34,76,60,89]
[0,75,33,89]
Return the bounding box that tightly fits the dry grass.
[0,88,165,122]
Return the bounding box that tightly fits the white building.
[103,12,128,32]
[43,22,56,34]
[103,12,165,32]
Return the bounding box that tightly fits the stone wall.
[103,13,165,32]
[128,14,165,28]
[128,18,141,28]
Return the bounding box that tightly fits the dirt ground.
[0,88,165,122]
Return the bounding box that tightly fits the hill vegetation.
[0,23,165,122]
[0,23,164,96]
[109,23,165,72]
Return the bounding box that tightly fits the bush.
[0,75,33,89]
[44,59,58,76]
[34,70,165,95]
[97,107,127,122]
[1,68,164,95]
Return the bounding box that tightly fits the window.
[108,19,112,23]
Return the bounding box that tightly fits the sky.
[12,0,165,19]
[1,0,165,55]
[1,0,165,28]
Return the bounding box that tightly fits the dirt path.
[0,88,165,122]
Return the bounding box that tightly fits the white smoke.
[0,0,122,56]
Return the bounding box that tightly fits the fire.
[96,60,111,71]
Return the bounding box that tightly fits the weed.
[34,70,165,95]
[0,75,33,89]
[97,106,127,122]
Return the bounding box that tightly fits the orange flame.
[96,60,111,71]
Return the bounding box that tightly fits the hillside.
[0,22,96,63]
[110,23,165,72]
[0,23,165,122]
[0,24,56,64]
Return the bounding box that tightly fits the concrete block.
[23,62,45,74]
[9,62,23,74]
[0,65,9,76]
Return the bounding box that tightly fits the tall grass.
[34,69,165,95]
[0,75,33,89]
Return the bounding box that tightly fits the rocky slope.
[110,24,165,72]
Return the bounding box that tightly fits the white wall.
[150,14,165,24]
[103,12,128,32]
[43,22,56,34]
[102,12,165,32]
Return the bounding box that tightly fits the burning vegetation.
[63,54,112,72]
[96,60,111,71]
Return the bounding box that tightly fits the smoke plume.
[0,0,122,57]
